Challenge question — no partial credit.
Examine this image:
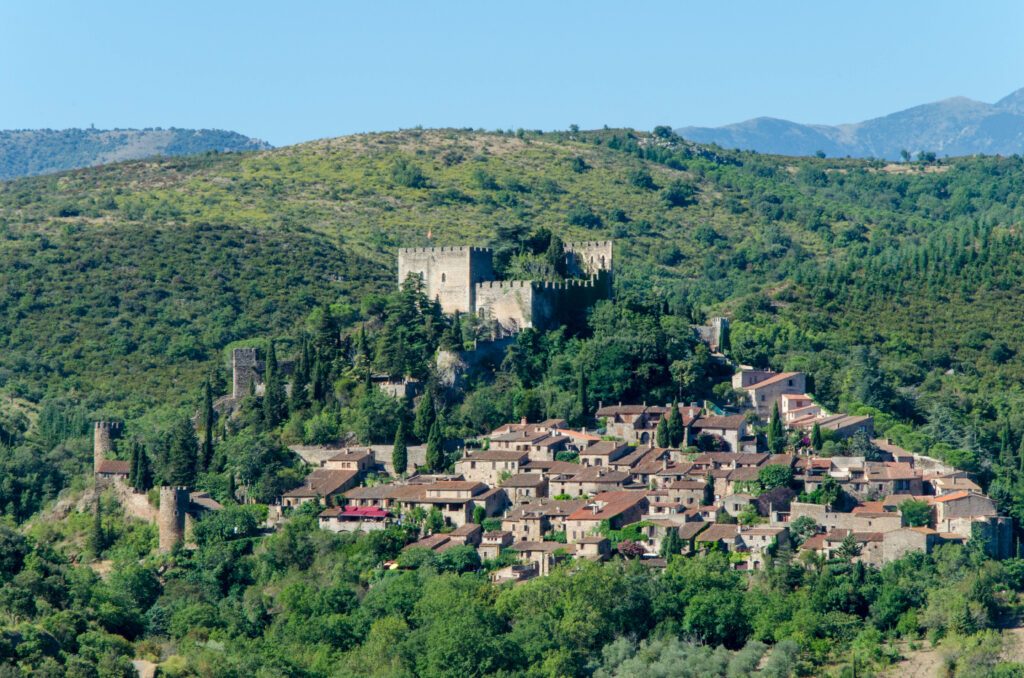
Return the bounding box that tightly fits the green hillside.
[5,128,1024,676]
[3,128,1024,429]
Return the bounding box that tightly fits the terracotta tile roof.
[567,491,647,521]
[931,490,970,502]
[95,459,131,475]
[501,473,546,488]
[581,441,632,457]
[559,429,602,442]
[696,524,740,542]
[741,371,800,390]
[678,522,709,539]
[189,491,223,512]
[425,480,487,492]
[283,469,358,498]
[465,449,530,462]
[800,534,827,550]
[326,448,373,462]
[564,467,632,484]
[504,498,588,520]
[866,462,921,481]
[450,523,482,537]
[727,467,760,482]
[692,415,747,431]
[667,480,707,490]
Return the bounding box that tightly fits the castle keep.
[397,240,613,335]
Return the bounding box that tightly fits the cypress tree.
[312,354,330,404]
[290,336,311,414]
[768,402,785,454]
[425,418,443,472]
[90,496,104,558]
[393,420,409,476]
[667,401,684,448]
[811,422,823,451]
[656,417,669,448]
[129,441,140,489]
[999,420,1013,470]
[226,472,236,503]
[137,443,153,491]
[660,526,682,559]
[718,321,730,353]
[414,390,436,443]
[167,417,199,486]
[576,366,589,423]
[262,340,287,427]
[201,378,215,472]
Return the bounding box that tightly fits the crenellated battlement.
[398,246,492,254]
[398,239,612,335]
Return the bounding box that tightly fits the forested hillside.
[0,127,272,180]
[5,127,1024,675]
[3,128,1024,436]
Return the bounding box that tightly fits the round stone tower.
[158,486,189,552]
[93,421,122,473]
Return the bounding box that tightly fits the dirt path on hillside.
[884,627,1024,677]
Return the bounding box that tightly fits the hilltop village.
[90,241,1013,583]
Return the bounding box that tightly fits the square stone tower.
[397,246,495,314]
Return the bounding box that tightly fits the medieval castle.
[396,240,613,335]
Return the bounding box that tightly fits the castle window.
[441,273,447,283]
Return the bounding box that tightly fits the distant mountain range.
[0,127,272,180]
[677,87,1024,159]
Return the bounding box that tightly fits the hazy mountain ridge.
[678,87,1024,159]
[0,127,272,180]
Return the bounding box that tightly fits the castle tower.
[564,240,614,277]
[93,421,122,473]
[158,486,189,552]
[710,317,730,353]
[231,347,260,399]
[397,246,495,314]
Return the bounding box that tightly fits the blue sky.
[1,1,1021,146]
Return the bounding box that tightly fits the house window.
[760,395,765,401]
[787,379,793,386]
[441,273,447,282]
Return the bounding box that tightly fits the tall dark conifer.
[425,418,443,471]
[201,379,215,472]
[393,419,408,476]
[291,336,311,414]
[166,417,199,486]
[414,390,436,443]
[262,340,287,428]
[667,401,684,448]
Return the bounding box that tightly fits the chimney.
[521,416,527,425]
[591,504,599,515]
[662,458,669,471]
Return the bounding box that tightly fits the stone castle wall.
[474,274,610,334]
[397,246,494,314]
[396,242,612,333]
